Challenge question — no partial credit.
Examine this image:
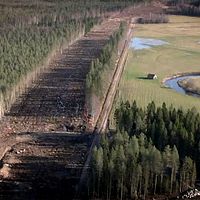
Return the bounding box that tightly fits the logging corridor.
[2,20,121,134]
[0,13,125,200]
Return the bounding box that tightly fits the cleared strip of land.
[0,18,123,199]
[1,20,121,135]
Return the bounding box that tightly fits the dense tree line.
[166,0,200,16]
[0,0,134,118]
[86,22,127,95]
[90,101,199,199]
[84,21,127,122]
[166,0,200,6]
[172,4,200,16]
[115,101,200,159]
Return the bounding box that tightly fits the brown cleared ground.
[3,20,120,134]
[0,18,122,199]
[0,22,123,197]
[0,132,93,199]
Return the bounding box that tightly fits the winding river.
[164,75,200,98]
[129,37,200,98]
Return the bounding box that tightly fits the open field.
[116,15,200,112]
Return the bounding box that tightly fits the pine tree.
[93,146,104,197]
[170,146,180,194]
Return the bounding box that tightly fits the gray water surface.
[164,75,200,98]
[130,37,168,50]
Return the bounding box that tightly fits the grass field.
[114,15,200,115]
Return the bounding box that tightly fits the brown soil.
[0,132,94,199]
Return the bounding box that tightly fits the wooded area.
[0,0,138,119]
[86,22,126,95]
[167,0,200,16]
[84,19,129,129]
[90,101,199,199]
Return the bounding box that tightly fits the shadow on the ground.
[6,38,107,118]
[137,76,149,80]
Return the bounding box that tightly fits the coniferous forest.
[167,0,200,16]
[91,101,200,199]
[0,0,137,118]
[86,22,126,95]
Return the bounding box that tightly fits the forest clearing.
[0,0,164,198]
[1,0,200,199]
[0,0,137,198]
[115,15,200,112]
[0,16,129,199]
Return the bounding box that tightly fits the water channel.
[164,75,200,98]
[130,37,200,98]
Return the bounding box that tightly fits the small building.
[147,73,157,80]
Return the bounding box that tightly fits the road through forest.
[0,17,123,199]
[0,3,163,199]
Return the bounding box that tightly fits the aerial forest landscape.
[0,0,200,199]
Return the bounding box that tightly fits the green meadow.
[116,15,200,113]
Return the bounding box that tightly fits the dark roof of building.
[147,73,157,77]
